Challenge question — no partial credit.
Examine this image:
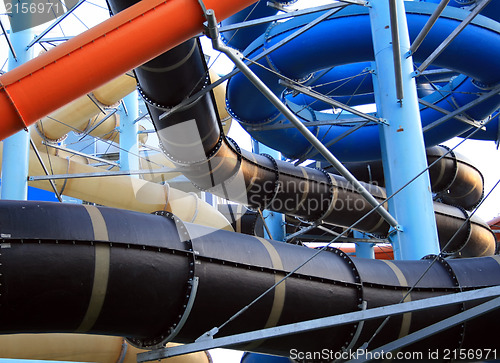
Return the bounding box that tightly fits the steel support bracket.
[388,224,404,235]
[206,9,399,230]
[279,79,388,126]
[137,286,500,362]
[196,327,220,342]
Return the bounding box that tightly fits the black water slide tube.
[1,200,500,356]
[107,0,495,257]
[324,145,485,211]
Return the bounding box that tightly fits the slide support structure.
[252,139,285,241]
[1,18,33,200]
[369,1,440,259]
[205,9,400,232]
[354,230,375,259]
[119,91,140,173]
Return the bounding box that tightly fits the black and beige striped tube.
[0,201,499,355]
[326,145,484,211]
[107,0,495,257]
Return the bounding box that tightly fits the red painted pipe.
[0,0,257,140]
[489,215,500,242]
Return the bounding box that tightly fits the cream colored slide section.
[34,73,137,142]
[0,334,211,363]
[0,143,232,231]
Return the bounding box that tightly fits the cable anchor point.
[195,327,219,342]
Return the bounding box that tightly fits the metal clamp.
[260,153,281,209]
[423,254,465,348]
[325,247,364,352]
[127,211,199,349]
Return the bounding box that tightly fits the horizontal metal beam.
[418,98,484,130]
[218,2,354,33]
[299,235,390,244]
[316,225,389,244]
[137,286,500,362]
[41,142,120,167]
[280,79,386,125]
[351,295,500,362]
[284,222,321,242]
[246,117,370,131]
[422,83,500,133]
[28,167,178,181]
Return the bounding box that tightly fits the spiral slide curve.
[226,2,500,162]
[0,0,500,362]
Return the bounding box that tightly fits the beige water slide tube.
[0,70,232,363]
[0,334,211,363]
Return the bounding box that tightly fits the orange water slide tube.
[0,0,256,140]
[489,215,500,250]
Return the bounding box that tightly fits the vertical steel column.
[369,1,439,260]
[354,231,375,259]
[1,21,33,200]
[252,139,285,241]
[119,91,139,172]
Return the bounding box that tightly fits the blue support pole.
[252,139,286,241]
[119,91,139,172]
[1,23,34,200]
[369,1,440,260]
[354,231,375,259]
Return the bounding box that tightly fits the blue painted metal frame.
[1,24,33,200]
[369,1,439,259]
[119,91,139,172]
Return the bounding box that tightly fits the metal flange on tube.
[1,200,500,357]
[127,211,199,350]
[107,0,496,255]
[204,8,401,232]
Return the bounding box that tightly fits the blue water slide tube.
[283,62,450,111]
[241,352,292,363]
[420,0,500,21]
[226,2,500,162]
[220,0,296,51]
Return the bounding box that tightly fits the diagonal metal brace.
[137,286,500,362]
[204,9,400,231]
[280,79,388,125]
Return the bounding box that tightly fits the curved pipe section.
[0,201,499,355]
[226,3,500,162]
[322,145,484,210]
[108,0,496,256]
